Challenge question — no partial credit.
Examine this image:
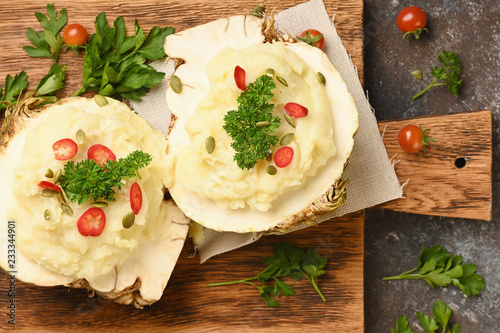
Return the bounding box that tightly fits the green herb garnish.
[23,4,67,63]
[413,50,463,99]
[72,12,174,101]
[207,242,327,308]
[391,300,461,333]
[383,244,485,297]
[60,150,152,204]
[223,74,281,170]
[0,72,29,113]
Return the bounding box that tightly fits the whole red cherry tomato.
[274,146,294,168]
[63,23,88,46]
[87,144,117,166]
[398,125,436,153]
[397,6,428,39]
[234,65,247,90]
[52,138,78,160]
[298,29,325,50]
[130,182,143,215]
[77,207,106,237]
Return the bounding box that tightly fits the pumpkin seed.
[76,129,86,144]
[45,168,54,178]
[44,209,52,221]
[284,113,296,128]
[317,72,326,85]
[91,201,109,208]
[412,70,423,80]
[280,133,295,146]
[251,4,265,17]
[205,136,215,154]
[265,68,275,77]
[94,94,108,107]
[266,165,277,175]
[61,203,73,216]
[122,212,135,229]
[170,75,182,93]
[60,188,68,204]
[266,151,273,161]
[53,169,62,183]
[41,189,59,197]
[276,76,288,87]
[256,121,270,128]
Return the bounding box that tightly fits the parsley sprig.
[413,50,463,99]
[223,74,281,170]
[391,300,461,333]
[207,242,327,308]
[73,12,174,101]
[0,72,29,113]
[383,244,485,297]
[59,150,152,204]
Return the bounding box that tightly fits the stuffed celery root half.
[165,15,358,233]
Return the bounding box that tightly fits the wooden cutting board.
[0,1,365,332]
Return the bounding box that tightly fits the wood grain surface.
[0,1,365,332]
[376,110,493,221]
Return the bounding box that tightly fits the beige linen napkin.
[131,0,403,262]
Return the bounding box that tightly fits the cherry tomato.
[299,29,325,50]
[130,182,143,215]
[77,207,106,237]
[63,23,88,46]
[234,65,247,90]
[52,138,78,160]
[398,125,436,153]
[38,181,61,192]
[87,144,117,166]
[397,6,428,39]
[284,102,309,118]
[274,146,294,168]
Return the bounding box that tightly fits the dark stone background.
[363,0,499,332]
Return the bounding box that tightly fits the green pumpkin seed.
[76,129,86,144]
[94,94,108,107]
[317,72,326,85]
[61,203,73,216]
[276,76,288,87]
[44,209,52,221]
[122,212,135,229]
[45,168,54,178]
[91,201,109,208]
[265,68,275,77]
[53,169,62,183]
[205,136,215,154]
[41,189,59,197]
[170,75,182,93]
[256,121,271,128]
[412,70,423,80]
[284,113,296,128]
[280,133,295,146]
[266,165,277,175]
[251,4,265,17]
[60,188,68,204]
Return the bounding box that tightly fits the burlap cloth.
[131,0,403,262]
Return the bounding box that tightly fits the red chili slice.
[130,182,143,215]
[274,146,294,168]
[52,138,78,160]
[38,181,61,192]
[234,65,247,90]
[284,102,309,118]
[87,144,117,166]
[77,207,106,237]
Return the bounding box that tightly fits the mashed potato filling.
[7,98,172,282]
[174,43,336,212]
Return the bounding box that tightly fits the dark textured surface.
[363,1,499,332]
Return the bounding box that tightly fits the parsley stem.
[413,77,438,99]
[300,269,326,302]
[382,273,425,281]
[206,276,259,287]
